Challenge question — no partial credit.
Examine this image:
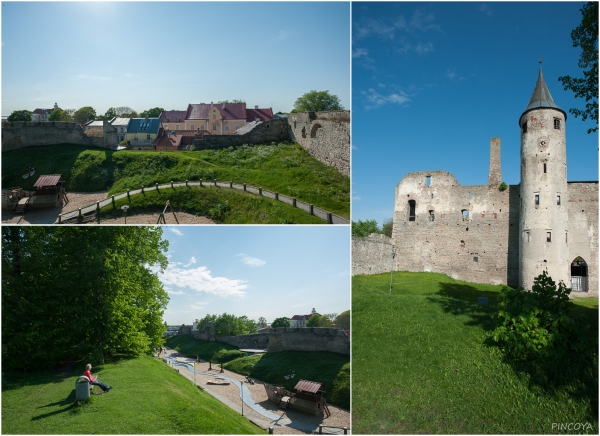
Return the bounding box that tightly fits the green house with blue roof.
[125,116,161,150]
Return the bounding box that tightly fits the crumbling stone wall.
[391,170,520,286]
[352,234,394,275]
[567,182,599,295]
[217,333,269,349]
[287,111,350,177]
[1,121,116,151]
[193,119,289,150]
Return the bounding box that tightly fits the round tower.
[519,63,569,289]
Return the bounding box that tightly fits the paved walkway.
[57,181,349,224]
[160,347,345,434]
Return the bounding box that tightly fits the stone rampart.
[193,119,289,150]
[216,333,269,349]
[352,234,394,275]
[1,121,117,151]
[287,111,350,177]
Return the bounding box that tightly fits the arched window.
[461,209,468,221]
[301,127,306,138]
[571,257,588,292]
[310,123,322,138]
[408,200,416,221]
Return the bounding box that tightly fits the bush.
[352,219,381,237]
[492,271,595,363]
[212,349,246,364]
[499,182,508,191]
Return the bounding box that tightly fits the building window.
[224,124,230,131]
[557,195,561,205]
[212,124,217,131]
[543,163,547,173]
[175,124,180,130]
[213,114,216,119]
[147,134,150,140]
[235,124,240,130]
[426,175,431,186]
[429,210,434,222]
[535,194,539,205]
[554,118,561,129]
[191,125,195,130]
[566,232,568,243]
[460,240,465,248]
[461,209,468,220]
[546,232,552,242]
[473,256,478,262]
[522,121,527,134]
[164,124,168,130]
[408,200,416,222]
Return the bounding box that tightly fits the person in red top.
[83,364,112,392]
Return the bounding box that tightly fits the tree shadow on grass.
[425,282,502,332]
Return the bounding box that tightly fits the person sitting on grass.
[83,364,113,392]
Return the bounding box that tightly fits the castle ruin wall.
[352,234,394,275]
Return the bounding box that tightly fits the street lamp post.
[121,205,129,224]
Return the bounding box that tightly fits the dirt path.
[2,191,215,225]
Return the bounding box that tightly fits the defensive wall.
[352,234,394,276]
[287,111,350,177]
[178,323,350,355]
[1,121,117,151]
[193,119,289,149]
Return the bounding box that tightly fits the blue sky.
[156,226,350,326]
[1,2,350,116]
[352,2,599,225]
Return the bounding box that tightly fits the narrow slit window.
[408,200,416,222]
[429,210,434,222]
[554,118,561,129]
[535,194,540,206]
[460,240,465,248]
[546,232,552,242]
[473,256,478,262]
[461,209,468,220]
[522,121,528,134]
[565,232,568,243]
[543,163,547,173]
[426,175,431,186]
[557,195,561,205]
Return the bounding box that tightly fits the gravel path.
[161,348,350,434]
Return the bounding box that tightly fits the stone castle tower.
[518,64,570,289]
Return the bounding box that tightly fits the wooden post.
[141,185,144,193]
[268,427,273,434]
[230,181,233,188]
[293,198,297,207]
[127,189,130,200]
[318,425,323,434]
[78,208,82,218]
[200,179,203,187]
[275,192,279,200]
[155,183,159,191]
[328,212,333,224]
[186,179,188,187]
[96,201,100,213]
[111,195,115,209]
[58,214,62,224]
[213,178,217,187]
[171,181,173,188]
[243,183,246,191]
[259,187,262,196]
[344,427,348,434]
[310,204,314,215]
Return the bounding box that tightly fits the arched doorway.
[571,256,588,292]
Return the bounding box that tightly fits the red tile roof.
[294,380,322,394]
[186,103,247,121]
[246,108,274,122]
[291,314,314,321]
[159,110,187,123]
[152,133,182,149]
[34,174,62,188]
[32,108,57,115]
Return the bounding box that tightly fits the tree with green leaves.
[352,219,382,237]
[382,218,393,237]
[334,310,350,330]
[292,90,344,113]
[73,106,97,124]
[7,110,33,122]
[197,314,218,331]
[48,108,72,122]
[139,107,165,118]
[558,1,598,133]
[257,317,268,329]
[271,317,291,328]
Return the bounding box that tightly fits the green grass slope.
[98,186,324,224]
[166,336,350,410]
[2,141,349,217]
[352,271,598,434]
[1,355,263,434]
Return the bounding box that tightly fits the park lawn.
[166,336,350,411]
[1,141,349,217]
[1,355,264,434]
[352,271,598,434]
[97,185,324,224]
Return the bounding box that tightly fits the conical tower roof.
[521,63,567,120]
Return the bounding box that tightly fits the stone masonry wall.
[393,170,520,286]
[567,182,599,295]
[287,111,350,177]
[193,119,289,150]
[352,234,394,275]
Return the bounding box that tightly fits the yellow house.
[125,117,161,150]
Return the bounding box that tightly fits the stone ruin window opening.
[429,210,434,222]
[535,194,540,206]
[461,209,468,221]
[525,231,530,243]
[566,232,568,243]
[554,118,561,130]
[408,200,416,221]
[301,127,306,138]
[556,195,561,205]
[467,192,472,199]
[460,240,465,248]
[543,163,547,173]
[310,123,322,138]
[522,121,528,134]
[546,231,552,242]
[426,175,431,186]
[294,121,297,129]
[571,257,588,292]
[473,256,478,262]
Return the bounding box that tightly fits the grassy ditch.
[166,336,350,410]
[1,141,349,217]
[1,355,263,434]
[352,271,598,434]
[97,186,324,224]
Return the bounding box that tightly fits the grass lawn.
[352,271,598,434]
[1,355,264,434]
[97,185,324,224]
[1,141,349,217]
[166,336,350,410]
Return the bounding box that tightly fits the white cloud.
[190,302,209,310]
[446,69,456,79]
[276,30,290,41]
[169,228,183,236]
[478,4,493,16]
[157,265,247,297]
[236,253,266,267]
[414,42,434,54]
[166,288,186,295]
[363,88,411,110]
[184,256,197,267]
[353,48,369,58]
